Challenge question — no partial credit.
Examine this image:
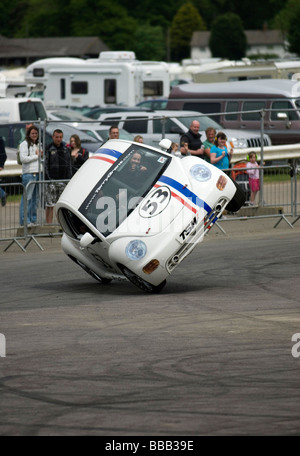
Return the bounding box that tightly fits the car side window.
[182,102,221,122]
[271,101,299,121]
[225,101,239,120]
[153,118,178,134]
[241,101,265,120]
[123,118,147,133]
[101,116,121,126]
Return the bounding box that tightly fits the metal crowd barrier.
[0,166,299,252]
[0,179,69,252]
[292,163,300,227]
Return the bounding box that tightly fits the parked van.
[166,79,300,145]
[0,97,47,122]
[97,110,271,149]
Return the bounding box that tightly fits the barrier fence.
[0,165,299,252]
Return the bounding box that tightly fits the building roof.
[0,35,109,60]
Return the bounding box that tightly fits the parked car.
[46,123,103,152]
[46,107,134,142]
[95,110,272,149]
[46,107,97,125]
[0,121,103,153]
[84,105,152,120]
[78,125,133,142]
[166,79,300,145]
[55,138,245,293]
[136,99,168,110]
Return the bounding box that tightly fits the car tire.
[226,180,246,213]
[67,255,112,284]
[119,264,166,293]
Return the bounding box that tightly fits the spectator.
[210,132,233,171]
[180,120,205,158]
[109,125,119,139]
[202,127,217,163]
[134,135,144,143]
[171,142,182,157]
[45,129,72,224]
[0,137,7,207]
[19,125,43,226]
[246,152,260,206]
[67,134,89,175]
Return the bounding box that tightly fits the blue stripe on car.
[158,175,212,213]
[99,148,122,159]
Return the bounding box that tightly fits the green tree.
[272,0,300,34]
[209,13,247,59]
[170,2,206,62]
[288,9,300,55]
[134,25,165,61]
[14,0,73,37]
[226,0,286,29]
[0,0,29,37]
[69,0,138,50]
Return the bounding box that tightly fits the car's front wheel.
[226,180,246,213]
[68,255,112,284]
[119,264,166,293]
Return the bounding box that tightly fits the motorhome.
[166,78,300,145]
[25,51,170,108]
[191,59,300,84]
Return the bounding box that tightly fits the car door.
[267,100,300,145]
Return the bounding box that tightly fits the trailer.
[25,51,170,108]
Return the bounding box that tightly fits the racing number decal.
[139,186,171,218]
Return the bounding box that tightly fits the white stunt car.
[56,139,245,292]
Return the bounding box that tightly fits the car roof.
[170,79,300,98]
[47,108,93,122]
[85,106,153,116]
[98,110,203,118]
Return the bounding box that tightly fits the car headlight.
[190,164,211,182]
[231,137,247,148]
[125,240,147,261]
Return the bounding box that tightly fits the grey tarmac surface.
[1,217,300,436]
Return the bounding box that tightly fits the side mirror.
[159,138,172,151]
[79,232,95,249]
[277,112,291,129]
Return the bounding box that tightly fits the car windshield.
[79,145,171,236]
[19,101,47,121]
[177,115,222,131]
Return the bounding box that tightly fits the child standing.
[246,152,260,205]
[210,132,233,171]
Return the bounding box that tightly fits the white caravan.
[25,51,170,108]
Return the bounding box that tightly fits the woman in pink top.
[246,152,260,205]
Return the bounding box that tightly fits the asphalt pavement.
[1,216,300,436]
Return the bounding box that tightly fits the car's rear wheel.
[226,180,246,213]
[68,255,112,284]
[119,265,166,293]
